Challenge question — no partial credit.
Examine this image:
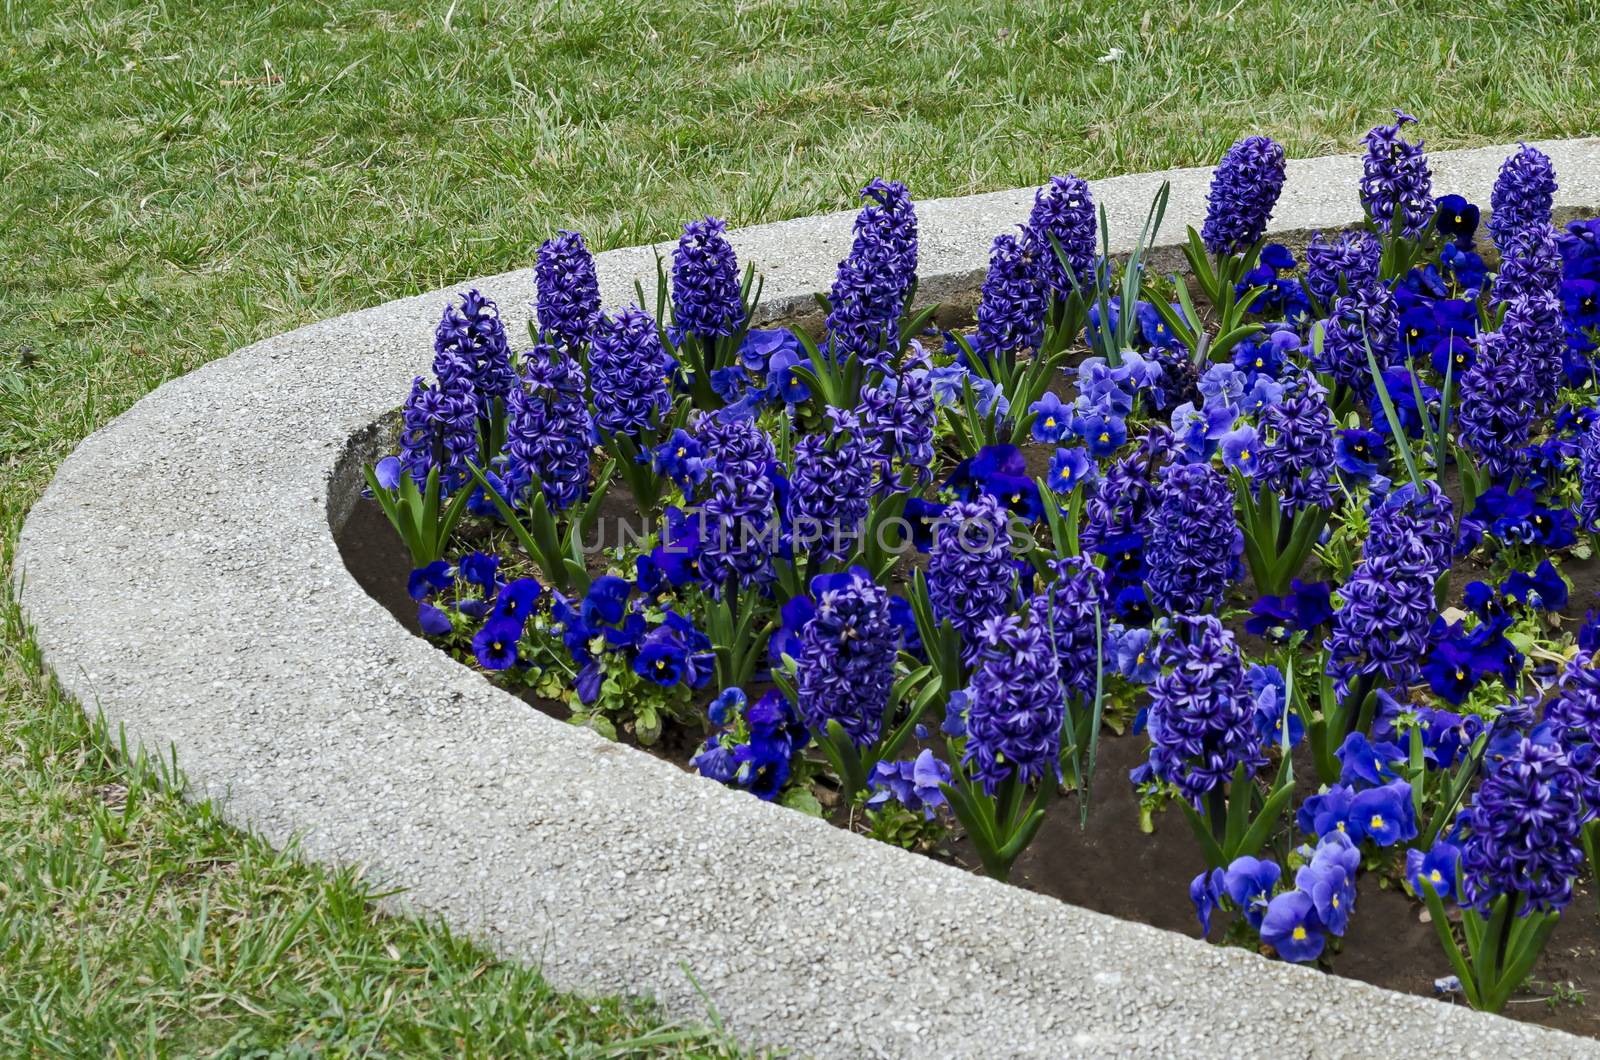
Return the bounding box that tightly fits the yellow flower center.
[1291,926,1307,941]
[1455,213,1463,223]
[1369,814,1385,830]
[1429,869,1443,883]
[1045,416,1056,428]
[1098,432,1111,443]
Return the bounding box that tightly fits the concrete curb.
[18,139,1600,1058]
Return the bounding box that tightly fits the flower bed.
[350,114,1600,1037]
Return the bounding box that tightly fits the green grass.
[1,0,1597,1054]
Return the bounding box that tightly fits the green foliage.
[575,653,699,745]
[863,802,949,852]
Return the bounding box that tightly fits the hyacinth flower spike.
[1232,373,1334,597]
[1182,135,1288,318]
[939,612,1063,881]
[658,217,762,410]
[1025,174,1099,356]
[588,305,689,522]
[1359,111,1438,278]
[769,569,939,799]
[1415,737,1583,1013]
[947,229,1065,446]
[1142,617,1297,871]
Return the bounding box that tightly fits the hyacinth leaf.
[898,302,939,347]
[940,781,1001,877]
[1148,293,1200,354]
[707,589,767,691]
[1363,337,1424,491]
[1040,235,1091,357]
[1033,477,1081,563]
[818,720,868,800]
[1071,604,1106,828]
[363,463,475,568]
[604,431,663,520]
[1408,727,1427,821]
[1234,755,1296,863]
[906,569,963,695]
[1419,880,1481,1009]
[787,326,856,411]
[847,489,909,580]
[1421,731,1488,847]
[1223,761,1254,855]
[362,464,423,563]
[464,462,593,594]
[1472,894,1510,996]
[872,667,939,771]
[1181,227,1220,307]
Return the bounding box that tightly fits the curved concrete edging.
[18,140,1600,1059]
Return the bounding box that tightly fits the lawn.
[1,0,1597,1053]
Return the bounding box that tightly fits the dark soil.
[337,493,1600,1040]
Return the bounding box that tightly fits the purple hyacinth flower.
[1201,135,1287,256]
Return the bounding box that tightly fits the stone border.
[18,140,1600,1059]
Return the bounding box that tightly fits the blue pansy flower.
[738,328,802,372]
[1222,855,1281,930]
[1074,409,1128,458]
[709,687,746,727]
[1113,626,1160,684]
[1406,842,1462,901]
[865,749,952,820]
[1336,731,1405,788]
[1220,425,1261,476]
[1434,193,1480,245]
[458,551,500,592]
[581,575,632,626]
[1349,780,1417,846]
[493,578,543,625]
[1333,428,1387,478]
[1190,868,1225,934]
[472,619,521,671]
[1501,559,1568,611]
[1249,664,1303,749]
[418,602,453,636]
[407,560,454,601]
[1048,446,1096,493]
[650,429,707,491]
[1260,890,1325,963]
[1030,391,1072,443]
[1297,784,1356,839]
